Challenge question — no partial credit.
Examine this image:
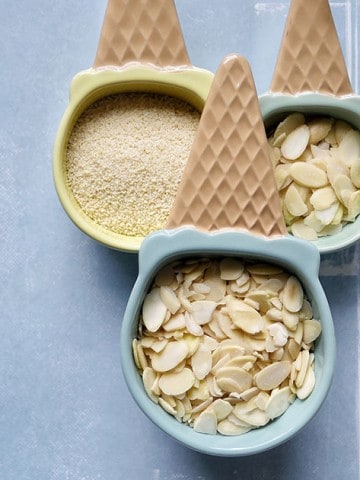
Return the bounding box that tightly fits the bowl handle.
[270,0,353,95]
[166,54,287,238]
[93,0,191,68]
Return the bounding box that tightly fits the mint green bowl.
[120,228,335,456]
[260,92,360,254]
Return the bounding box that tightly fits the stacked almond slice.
[268,114,360,240]
[133,257,321,436]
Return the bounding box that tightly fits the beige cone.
[94,0,190,68]
[167,54,286,237]
[270,0,352,95]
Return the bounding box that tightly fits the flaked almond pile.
[268,113,360,240]
[133,257,321,436]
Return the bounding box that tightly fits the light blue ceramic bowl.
[259,92,360,254]
[120,227,335,457]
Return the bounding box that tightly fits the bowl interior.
[120,229,336,456]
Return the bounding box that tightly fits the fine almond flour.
[66,93,200,237]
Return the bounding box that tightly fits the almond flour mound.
[66,93,200,237]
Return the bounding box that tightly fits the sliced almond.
[151,340,188,372]
[247,264,283,275]
[230,309,264,335]
[193,409,217,435]
[158,397,177,416]
[211,399,233,421]
[310,144,331,160]
[317,224,343,237]
[191,343,212,380]
[132,339,140,369]
[159,368,195,396]
[295,350,310,388]
[182,333,200,356]
[174,398,186,420]
[291,220,318,241]
[327,156,349,186]
[284,184,308,216]
[150,338,169,353]
[226,296,264,334]
[299,299,313,320]
[160,286,181,315]
[260,279,284,294]
[350,159,360,188]
[270,296,283,310]
[255,391,271,410]
[191,396,213,414]
[188,380,210,402]
[325,125,336,144]
[267,322,288,347]
[310,186,337,211]
[225,355,257,371]
[346,191,360,221]
[136,342,148,370]
[217,419,250,436]
[233,405,269,427]
[226,411,251,426]
[334,119,353,144]
[314,203,339,226]
[238,386,259,402]
[274,164,292,190]
[303,212,324,232]
[215,367,252,394]
[282,308,299,331]
[290,162,328,188]
[269,145,281,167]
[274,113,305,141]
[163,313,186,332]
[191,300,217,325]
[142,288,167,332]
[207,375,223,398]
[332,174,355,207]
[281,125,310,160]
[302,319,322,344]
[202,334,219,351]
[283,276,304,313]
[308,117,333,144]
[273,132,287,148]
[219,258,244,280]
[265,386,293,419]
[254,361,291,391]
[185,312,203,337]
[296,365,316,400]
[287,338,302,360]
[192,282,211,295]
[338,129,360,167]
[293,321,304,345]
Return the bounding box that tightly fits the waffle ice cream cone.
[94,0,191,68]
[270,0,353,95]
[167,54,286,237]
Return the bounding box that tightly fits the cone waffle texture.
[94,0,190,68]
[167,55,286,237]
[270,0,352,95]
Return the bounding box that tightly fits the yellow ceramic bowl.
[53,0,213,252]
[53,66,213,252]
